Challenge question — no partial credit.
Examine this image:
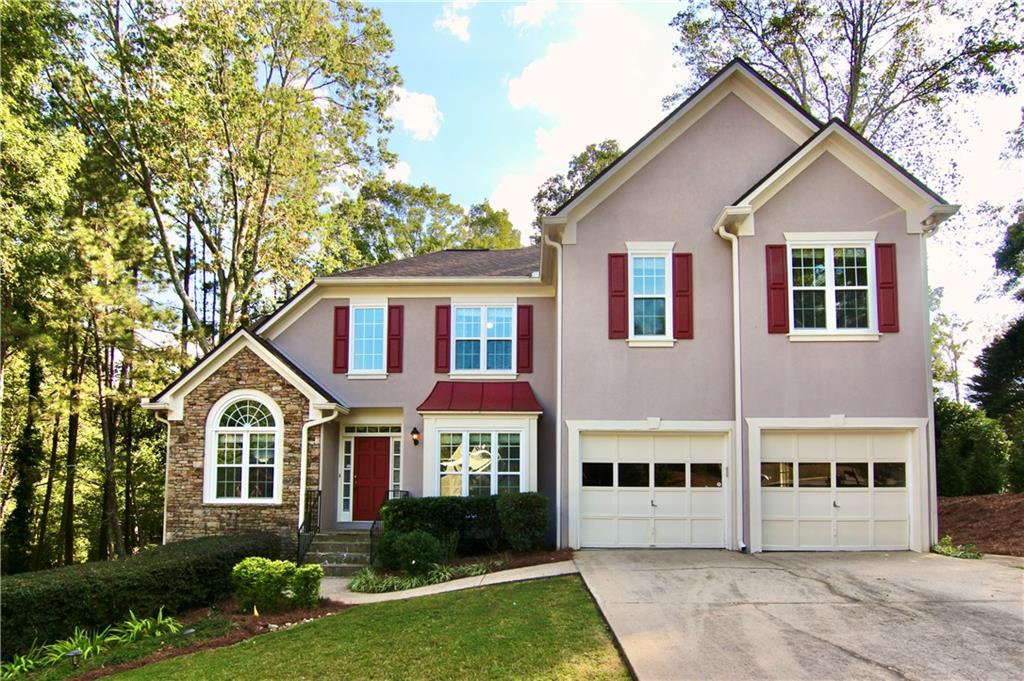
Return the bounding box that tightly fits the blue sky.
[372,1,1023,386]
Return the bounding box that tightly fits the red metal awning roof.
[417,381,543,414]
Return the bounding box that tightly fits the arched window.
[205,392,282,503]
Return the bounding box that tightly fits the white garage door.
[579,432,728,548]
[759,430,911,550]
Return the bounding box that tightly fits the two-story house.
[144,60,958,555]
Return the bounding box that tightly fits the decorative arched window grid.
[204,390,284,504]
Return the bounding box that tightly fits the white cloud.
[491,2,678,235]
[388,87,443,141]
[435,1,478,42]
[509,1,556,29]
[385,160,412,183]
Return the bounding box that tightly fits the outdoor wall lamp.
[410,427,421,446]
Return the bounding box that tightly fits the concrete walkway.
[320,560,578,605]
[576,549,1024,681]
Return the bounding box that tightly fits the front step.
[306,530,372,576]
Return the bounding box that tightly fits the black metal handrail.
[369,489,409,566]
[296,489,321,564]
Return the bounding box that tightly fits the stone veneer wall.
[164,347,321,545]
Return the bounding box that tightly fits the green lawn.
[114,576,629,680]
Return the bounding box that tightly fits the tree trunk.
[3,350,44,574]
[32,412,62,569]
[123,407,137,553]
[60,382,80,565]
[90,318,126,560]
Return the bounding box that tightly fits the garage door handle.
[833,500,839,508]
[650,500,658,508]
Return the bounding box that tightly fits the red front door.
[353,437,391,521]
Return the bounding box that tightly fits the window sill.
[347,373,388,380]
[787,333,880,342]
[448,372,518,380]
[202,500,283,507]
[626,338,676,348]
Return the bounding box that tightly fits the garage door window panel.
[836,462,869,487]
[655,463,687,487]
[618,463,650,487]
[873,462,906,487]
[761,462,794,487]
[798,462,831,487]
[691,463,722,488]
[582,462,614,487]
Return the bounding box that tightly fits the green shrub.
[380,496,503,555]
[107,608,181,645]
[377,530,443,575]
[0,533,279,659]
[935,398,1009,496]
[932,535,983,559]
[291,564,325,609]
[496,493,548,551]
[232,557,296,612]
[349,562,491,593]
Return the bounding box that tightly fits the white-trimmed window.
[787,239,876,333]
[452,305,515,372]
[627,242,673,339]
[438,431,523,496]
[350,305,386,373]
[205,392,283,504]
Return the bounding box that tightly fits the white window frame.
[421,415,539,496]
[450,303,517,375]
[348,299,388,377]
[203,389,284,505]
[784,233,877,337]
[436,430,526,497]
[626,242,674,341]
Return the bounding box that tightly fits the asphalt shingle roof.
[331,246,541,278]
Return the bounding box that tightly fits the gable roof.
[329,247,541,279]
[144,328,348,420]
[548,58,823,221]
[733,118,947,207]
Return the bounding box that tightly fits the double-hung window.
[206,394,281,504]
[627,244,672,339]
[350,305,386,373]
[438,431,523,496]
[452,305,514,372]
[788,239,875,334]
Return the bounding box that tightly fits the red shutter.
[672,253,693,339]
[517,304,533,373]
[608,253,628,339]
[876,243,899,333]
[434,305,451,373]
[765,245,789,334]
[387,304,404,373]
[333,305,349,373]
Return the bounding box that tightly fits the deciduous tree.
[530,140,621,240]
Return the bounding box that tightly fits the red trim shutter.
[608,253,628,339]
[765,245,789,334]
[434,305,451,373]
[333,305,349,373]
[517,305,533,373]
[876,243,899,333]
[672,253,693,339]
[387,304,404,373]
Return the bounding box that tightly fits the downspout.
[154,412,170,545]
[716,225,744,551]
[543,230,564,547]
[921,218,941,548]
[299,407,340,528]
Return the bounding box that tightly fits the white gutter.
[299,407,341,528]
[715,224,744,551]
[542,228,564,547]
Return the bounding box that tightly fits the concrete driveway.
[575,550,1023,681]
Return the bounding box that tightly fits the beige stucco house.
[145,60,958,556]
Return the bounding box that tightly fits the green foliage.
[232,558,297,613]
[971,316,1024,422]
[531,140,621,237]
[929,288,969,401]
[290,564,325,609]
[231,557,324,611]
[39,627,111,665]
[994,203,1024,301]
[934,398,1010,496]
[667,1,1022,156]
[376,531,443,575]
[348,562,491,593]
[380,496,504,555]
[107,608,181,646]
[458,202,522,251]
[0,533,279,658]
[496,493,549,552]
[932,535,983,559]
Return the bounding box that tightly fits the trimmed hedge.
[380,493,548,556]
[0,533,279,657]
[377,530,444,575]
[496,493,548,551]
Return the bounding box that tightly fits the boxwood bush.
[377,530,443,575]
[496,493,548,551]
[0,533,279,657]
[380,493,548,555]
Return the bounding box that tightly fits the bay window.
[438,430,523,496]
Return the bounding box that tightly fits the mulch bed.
[938,493,1024,557]
[76,599,350,680]
[449,548,575,571]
